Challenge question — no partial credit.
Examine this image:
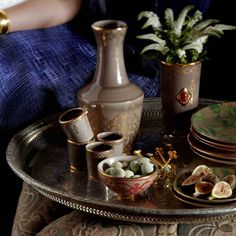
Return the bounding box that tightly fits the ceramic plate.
[171,187,235,208]
[172,168,236,205]
[188,140,236,165]
[191,126,236,151]
[188,133,236,159]
[171,188,216,207]
[191,102,236,144]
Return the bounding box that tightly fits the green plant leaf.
[141,43,169,55]
[136,33,166,46]
[185,10,203,30]
[137,11,162,30]
[183,36,208,53]
[201,26,225,37]
[213,24,236,32]
[174,5,195,36]
[186,27,223,42]
[194,19,220,31]
[164,8,174,29]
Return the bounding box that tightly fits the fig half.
[223,175,236,190]
[210,181,232,200]
[193,181,214,197]
[192,165,212,177]
[181,174,202,187]
[203,173,220,184]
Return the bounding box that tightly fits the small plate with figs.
[172,165,236,206]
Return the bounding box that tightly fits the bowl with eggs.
[97,155,159,199]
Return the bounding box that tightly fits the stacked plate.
[187,102,236,165]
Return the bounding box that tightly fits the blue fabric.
[0,24,159,138]
[0,24,93,132]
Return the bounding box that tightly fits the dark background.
[200,0,236,101]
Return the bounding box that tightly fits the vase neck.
[92,20,129,87]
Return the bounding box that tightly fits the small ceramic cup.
[67,138,94,172]
[96,131,124,156]
[59,107,94,143]
[86,141,114,180]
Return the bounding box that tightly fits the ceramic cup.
[67,138,94,172]
[86,141,114,179]
[96,131,124,156]
[59,107,94,143]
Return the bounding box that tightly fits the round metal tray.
[7,98,236,224]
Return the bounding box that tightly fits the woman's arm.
[3,0,82,32]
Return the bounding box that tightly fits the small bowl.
[97,155,159,199]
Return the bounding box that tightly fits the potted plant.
[137,5,236,137]
[137,4,236,63]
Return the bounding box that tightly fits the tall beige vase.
[77,20,144,153]
[159,61,202,137]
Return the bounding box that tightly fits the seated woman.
[2,0,236,235]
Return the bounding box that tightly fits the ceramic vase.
[77,20,144,153]
[159,61,202,137]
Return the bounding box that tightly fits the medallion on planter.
[176,88,192,105]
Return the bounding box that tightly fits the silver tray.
[7,98,236,224]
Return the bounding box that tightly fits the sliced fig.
[210,181,232,199]
[192,165,212,177]
[223,175,236,190]
[181,174,202,187]
[193,181,214,197]
[203,173,220,184]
